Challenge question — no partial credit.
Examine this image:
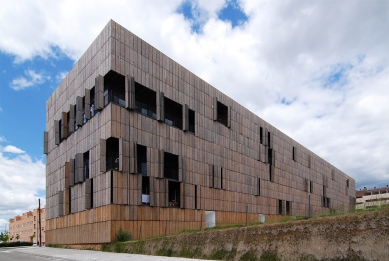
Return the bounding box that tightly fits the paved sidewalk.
[9,246,211,261]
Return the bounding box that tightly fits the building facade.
[356,186,389,209]
[8,207,46,245]
[44,20,355,245]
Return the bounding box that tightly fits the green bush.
[116,228,131,242]
[0,241,33,247]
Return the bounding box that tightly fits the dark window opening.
[310,181,313,193]
[137,144,147,175]
[90,179,93,209]
[346,179,349,188]
[68,187,72,214]
[83,151,89,181]
[268,131,271,147]
[260,127,263,144]
[104,71,125,107]
[278,200,283,215]
[216,101,228,126]
[74,105,78,131]
[67,112,71,136]
[110,171,113,204]
[269,164,273,182]
[286,201,291,215]
[292,147,296,161]
[164,97,182,129]
[164,152,179,180]
[135,83,157,119]
[106,138,119,171]
[142,176,150,205]
[188,109,195,134]
[168,180,180,207]
[58,119,62,142]
[82,97,86,124]
[258,178,261,196]
[268,148,273,165]
[194,185,198,209]
[90,87,95,118]
[221,168,224,190]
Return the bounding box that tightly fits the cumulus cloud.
[2,145,26,154]
[0,136,7,142]
[10,70,50,90]
[0,0,387,193]
[0,147,46,223]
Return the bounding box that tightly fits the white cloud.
[10,70,50,90]
[2,145,26,154]
[0,136,6,143]
[0,0,388,192]
[0,148,46,223]
[55,70,68,83]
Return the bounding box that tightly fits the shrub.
[116,228,131,242]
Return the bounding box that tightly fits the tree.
[0,231,9,242]
[16,234,19,241]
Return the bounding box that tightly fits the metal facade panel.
[54,120,60,145]
[95,75,104,111]
[125,75,135,110]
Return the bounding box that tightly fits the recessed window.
[137,144,147,175]
[278,199,283,215]
[106,138,119,171]
[164,97,182,129]
[142,176,150,205]
[168,180,180,207]
[260,127,263,144]
[135,83,157,119]
[346,179,349,188]
[188,108,195,134]
[104,71,125,107]
[90,87,96,118]
[292,147,296,161]
[286,201,291,215]
[216,101,228,126]
[83,151,89,181]
[164,152,179,180]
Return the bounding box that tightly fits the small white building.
[356,186,389,209]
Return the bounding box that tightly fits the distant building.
[356,186,389,209]
[44,20,355,245]
[8,207,46,245]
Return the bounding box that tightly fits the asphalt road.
[0,247,213,261]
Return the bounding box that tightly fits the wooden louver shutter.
[100,139,106,173]
[183,104,189,131]
[157,91,164,122]
[76,96,83,127]
[85,89,91,120]
[54,120,60,145]
[213,97,217,121]
[43,131,48,154]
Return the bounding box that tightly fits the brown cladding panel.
[100,139,106,173]
[75,153,83,184]
[69,104,75,133]
[157,91,164,122]
[54,120,60,145]
[64,162,70,189]
[61,112,68,139]
[76,96,83,127]
[183,104,189,132]
[69,159,75,187]
[125,75,135,110]
[85,89,91,120]
[44,131,48,154]
[227,106,231,128]
[213,97,217,121]
[95,75,104,111]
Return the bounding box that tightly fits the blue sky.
[0,0,388,230]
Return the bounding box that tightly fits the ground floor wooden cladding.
[46,204,286,244]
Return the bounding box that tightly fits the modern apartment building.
[356,186,389,209]
[8,207,46,245]
[44,20,355,245]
